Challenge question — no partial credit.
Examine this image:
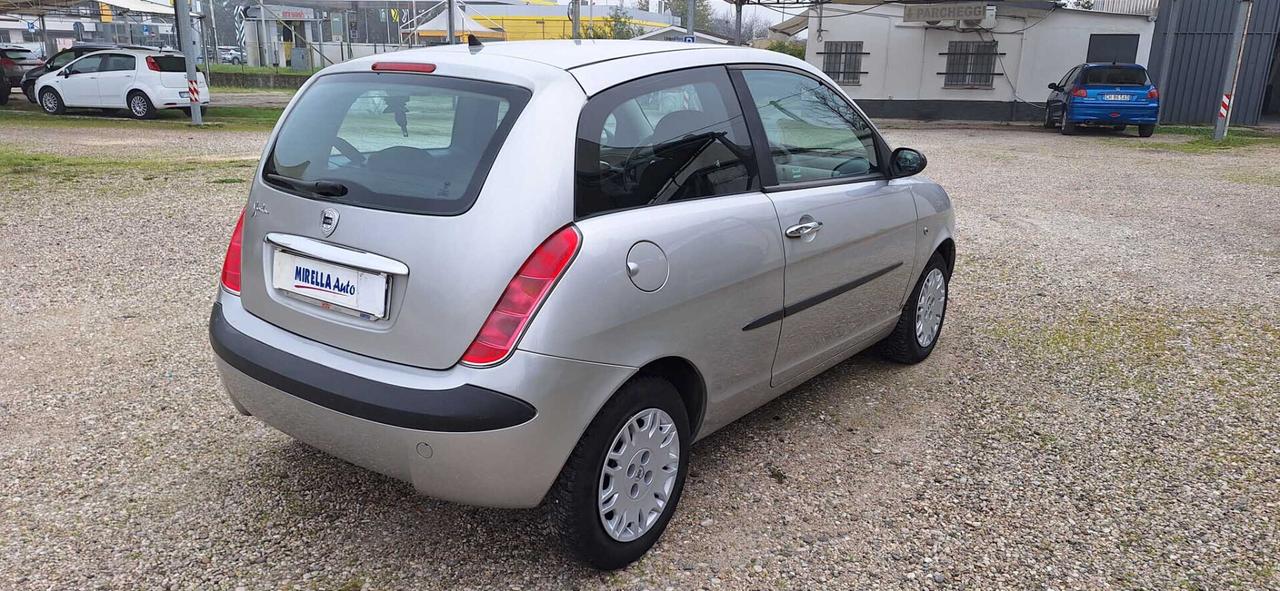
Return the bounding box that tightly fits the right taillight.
[1147,87,1160,100]
[461,226,581,367]
[145,56,161,72]
[220,210,245,294]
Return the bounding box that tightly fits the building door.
[1087,34,1140,63]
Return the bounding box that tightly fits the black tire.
[180,105,204,117]
[23,83,35,103]
[879,253,950,364]
[548,375,690,570]
[1042,106,1056,129]
[1138,124,1156,138]
[1060,118,1078,136]
[127,91,156,119]
[0,86,9,106]
[38,88,65,115]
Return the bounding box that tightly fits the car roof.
[1081,62,1145,68]
[354,40,732,72]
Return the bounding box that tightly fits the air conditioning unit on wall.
[962,5,998,30]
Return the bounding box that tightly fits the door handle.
[785,220,823,238]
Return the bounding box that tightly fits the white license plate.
[1102,94,1131,101]
[271,250,389,319]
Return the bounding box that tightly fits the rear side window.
[267,72,530,215]
[575,66,757,218]
[1081,67,1148,86]
[149,55,188,72]
[103,54,136,72]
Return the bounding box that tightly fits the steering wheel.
[831,156,870,178]
[332,137,365,166]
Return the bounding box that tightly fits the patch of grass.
[0,100,282,132]
[1225,171,1280,187]
[209,177,246,184]
[1156,125,1273,139]
[204,63,318,77]
[0,147,254,184]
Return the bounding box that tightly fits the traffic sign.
[682,35,696,43]
[27,21,35,33]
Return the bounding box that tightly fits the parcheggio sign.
[903,2,987,22]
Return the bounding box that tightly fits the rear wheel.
[0,86,9,106]
[127,91,156,120]
[1138,124,1156,138]
[38,88,65,115]
[879,254,950,364]
[1060,118,1079,135]
[548,376,690,570]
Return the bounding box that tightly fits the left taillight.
[220,210,245,294]
[1071,86,1088,99]
[461,226,581,367]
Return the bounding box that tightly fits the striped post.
[1218,93,1231,119]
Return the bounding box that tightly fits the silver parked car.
[210,40,955,569]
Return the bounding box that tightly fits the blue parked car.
[1044,63,1159,137]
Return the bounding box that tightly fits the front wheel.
[1042,106,1056,129]
[39,88,65,115]
[548,376,690,570]
[1138,124,1156,138]
[879,253,950,364]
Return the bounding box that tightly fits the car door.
[731,66,918,387]
[1047,66,1078,122]
[57,54,103,106]
[95,53,136,107]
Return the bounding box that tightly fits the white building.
[784,0,1157,120]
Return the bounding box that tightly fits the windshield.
[1082,67,1148,86]
[266,72,530,215]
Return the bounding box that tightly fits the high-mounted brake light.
[461,226,581,367]
[220,210,245,294]
[1147,87,1160,100]
[371,62,436,73]
[1071,86,1088,98]
[145,56,161,72]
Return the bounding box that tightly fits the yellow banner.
[99,2,113,22]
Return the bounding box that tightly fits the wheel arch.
[935,237,955,275]
[633,356,706,439]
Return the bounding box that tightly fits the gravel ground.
[1,121,1277,590]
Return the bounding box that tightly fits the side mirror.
[891,147,927,178]
[1047,83,1060,91]
[60,69,73,77]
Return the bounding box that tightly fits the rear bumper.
[1068,103,1158,125]
[152,86,211,109]
[209,291,635,508]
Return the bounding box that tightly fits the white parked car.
[35,49,210,119]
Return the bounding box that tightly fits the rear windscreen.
[150,55,187,72]
[1082,67,1147,86]
[266,72,531,215]
[2,49,33,59]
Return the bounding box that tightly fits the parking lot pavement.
[0,122,1276,590]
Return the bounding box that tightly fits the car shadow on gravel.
[208,348,935,581]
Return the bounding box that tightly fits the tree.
[708,9,769,43]
[636,0,650,11]
[766,39,805,59]
[586,6,644,39]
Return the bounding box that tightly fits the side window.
[70,55,103,74]
[104,54,135,72]
[1058,67,1078,89]
[738,69,880,184]
[574,66,758,219]
[50,51,77,69]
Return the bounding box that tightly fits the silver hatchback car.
[211,40,955,569]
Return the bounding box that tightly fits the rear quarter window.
[266,72,530,215]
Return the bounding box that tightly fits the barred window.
[821,41,866,85]
[943,41,998,88]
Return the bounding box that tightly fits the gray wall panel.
[1148,0,1280,125]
